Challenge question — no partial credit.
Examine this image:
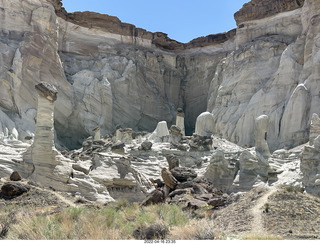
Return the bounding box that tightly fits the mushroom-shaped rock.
[35,82,58,102]
[176,108,185,136]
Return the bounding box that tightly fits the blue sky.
[61,0,249,43]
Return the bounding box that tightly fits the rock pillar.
[33,82,57,160]
[21,82,114,203]
[176,108,185,136]
[254,115,271,158]
[115,128,133,144]
[93,126,101,141]
[28,82,59,182]
[310,113,320,146]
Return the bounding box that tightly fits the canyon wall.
[0,0,234,148]
[0,0,319,151]
[208,0,320,151]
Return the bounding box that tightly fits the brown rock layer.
[234,0,305,25]
[49,0,235,51]
[49,0,305,50]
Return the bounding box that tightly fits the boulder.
[191,183,209,195]
[236,150,269,190]
[139,140,153,151]
[207,196,227,208]
[169,125,182,144]
[171,142,189,151]
[35,82,58,102]
[149,178,164,188]
[82,137,93,151]
[72,161,92,175]
[170,167,197,182]
[1,182,30,198]
[166,154,180,170]
[204,150,239,192]
[92,127,101,141]
[185,198,208,209]
[140,189,165,206]
[9,171,21,181]
[111,141,125,154]
[161,168,178,190]
[175,180,211,195]
[168,188,193,198]
[189,134,212,151]
[115,128,133,144]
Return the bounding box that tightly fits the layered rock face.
[0,0,233,148]
[0,0,319,154]
[207,0,320,151]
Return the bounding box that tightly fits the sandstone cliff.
[208,0,320,151]
[0,0,234,148]
[0,0,319,152]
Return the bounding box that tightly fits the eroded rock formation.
[206,0,320,152]
[1,0,318,152]
[309,113,320,146]
[1,0,320,202]
[22,82,114,203]
[234,0,305,25]
[255,115,271,158]
[176,108,185,136]
[195,112,215,137]
[300,135,320,197]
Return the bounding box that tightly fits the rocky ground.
[1,176,319,240]
[210,185,320,240]
[0,122,320,240]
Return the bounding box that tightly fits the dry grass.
[5,200,190,240]
[240,233,284,240]
[168,219,219,240]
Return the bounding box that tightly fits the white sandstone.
[149,121,170,142]
[195,112,215,137]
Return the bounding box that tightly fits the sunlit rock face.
[0,0,72,146]
[206,0,320,152]
[0,0,320,154]
[0,0,234,148]
[4,0,320,203]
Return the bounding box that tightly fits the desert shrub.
[156,204,188,227]
[284,185,304,194]
[132,222,169,240]
[194,228,215,240]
